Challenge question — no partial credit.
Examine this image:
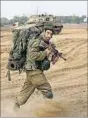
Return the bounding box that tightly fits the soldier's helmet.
[44,24,54,34]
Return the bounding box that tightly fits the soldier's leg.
[37,83,53,99]
[15,72,35,106]
[31,71,53,99]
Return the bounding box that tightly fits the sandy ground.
[1,24,88,117]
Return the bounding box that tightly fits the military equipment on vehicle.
[25,14,63,34]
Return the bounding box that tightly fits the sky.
[1,1,87,19]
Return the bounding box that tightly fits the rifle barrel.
[60,55,67,61]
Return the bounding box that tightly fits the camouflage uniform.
[15,34,53,106]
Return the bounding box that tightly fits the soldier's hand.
[52,56,59,64]
[45,48,52,57]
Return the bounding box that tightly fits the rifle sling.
[6,69,11,81]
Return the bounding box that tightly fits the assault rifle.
[49,43,66,64]
[39,40,66,64]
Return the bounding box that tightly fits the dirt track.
[1,24,87,117]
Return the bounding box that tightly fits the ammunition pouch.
[36,59,50,71]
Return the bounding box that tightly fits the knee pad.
[45,91,53,99]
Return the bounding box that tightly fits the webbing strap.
[6,69,11,81]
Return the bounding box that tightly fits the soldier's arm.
[29,39,47,61]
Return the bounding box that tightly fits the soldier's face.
[44,30,53,41]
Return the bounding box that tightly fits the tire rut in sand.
[55,63,87,72]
